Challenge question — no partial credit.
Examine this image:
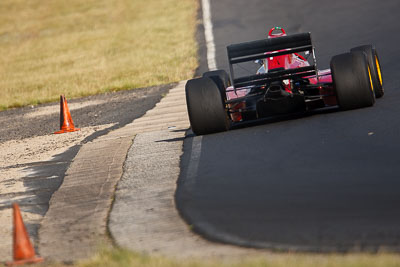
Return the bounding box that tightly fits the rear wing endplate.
[227,32,318,89]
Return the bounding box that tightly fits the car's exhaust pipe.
[257,81,306,117]
[265,81,289,99]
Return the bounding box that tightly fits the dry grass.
[31,247,400,267]
[0,0,198,110]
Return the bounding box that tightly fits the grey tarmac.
[176,0,400,252]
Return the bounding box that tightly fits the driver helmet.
[268,27,287,38]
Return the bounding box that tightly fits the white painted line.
[202,0,217,71]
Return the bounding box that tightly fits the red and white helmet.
[268,27,287,38]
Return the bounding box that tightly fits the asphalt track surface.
[177,0,400,251]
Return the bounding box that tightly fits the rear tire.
[186,77,230,135]
[203,70,231,100]
[351,45,384,98]
[330,51,375,110]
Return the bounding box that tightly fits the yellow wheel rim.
[375,55,383,86]
[368,66,374,92]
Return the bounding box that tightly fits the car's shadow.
[230,106,339,131]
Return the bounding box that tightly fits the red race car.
[186,27,384,135]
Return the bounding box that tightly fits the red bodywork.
[226,27,336,122]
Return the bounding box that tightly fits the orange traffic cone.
[54,95,80,134]
[6,203,44,266]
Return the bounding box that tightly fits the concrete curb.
[38,136,132,261]
[109,82,264,259]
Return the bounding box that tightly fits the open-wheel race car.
[186,27,384,135]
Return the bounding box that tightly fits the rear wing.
[227,33,318,89]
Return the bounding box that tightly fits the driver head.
[268,27,287,38]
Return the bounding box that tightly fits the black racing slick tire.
[185,77,230,135]
[203,70,231,100]
[330,51,375,110]
[351,45,384,98]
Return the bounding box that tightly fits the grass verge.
[0,0,198,110]
[20,247,400,267]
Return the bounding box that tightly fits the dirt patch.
[0,124,113,262]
